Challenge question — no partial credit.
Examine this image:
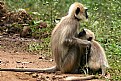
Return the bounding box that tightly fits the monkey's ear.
[75,7,80,15]
[87,37,92,41]
[84,7,88,11]
[78,29,86,37]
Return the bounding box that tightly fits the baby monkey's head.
[78,29,95,41]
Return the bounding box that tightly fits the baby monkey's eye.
[87,37,92,41]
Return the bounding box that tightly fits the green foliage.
[28,43,42,51]
[4,0,121,80]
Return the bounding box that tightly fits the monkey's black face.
[78,29,92,41]
[78,29,86,37]
[74,6,88,21]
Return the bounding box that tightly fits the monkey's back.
[88,40,109,70]
[51,16,80,70]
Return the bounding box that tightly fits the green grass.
[4,0,121,80]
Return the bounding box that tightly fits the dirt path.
[0,50,106,81]
[0,51,55,81]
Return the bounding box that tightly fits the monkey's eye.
[87,37,92,41]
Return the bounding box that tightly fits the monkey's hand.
[77,39,91,47]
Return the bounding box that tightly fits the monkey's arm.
[0,66,57,72]
[64,37,90,46]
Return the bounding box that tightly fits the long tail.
[64,75,95,80]
[0,66,57,72]
[0,67,96,80]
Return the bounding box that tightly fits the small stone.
[37,75,45,81]
[39,56,42,59]
[32,73,38,78]
[16,61,21,63]
[46,76,49,79]
[39,56,45,59]
[49,59,53,62]
[0,60,2,64]
[21,62,30,64]
[24,72,33,75]
[52,76,56,80]
[55,71,61,75]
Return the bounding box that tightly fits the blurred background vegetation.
[1,0,121,80]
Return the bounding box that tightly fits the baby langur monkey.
[78,29,109,76]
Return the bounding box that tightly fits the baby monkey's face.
[78,29,95,41]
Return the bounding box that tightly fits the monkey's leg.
[0,66,57,72]
[60,47,80,73]
[101,65,106,76]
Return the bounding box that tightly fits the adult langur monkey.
[0,2,95,80]
[51,2,91,73]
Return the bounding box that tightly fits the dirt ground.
[0,35,108,81]
[0,50,55,81]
